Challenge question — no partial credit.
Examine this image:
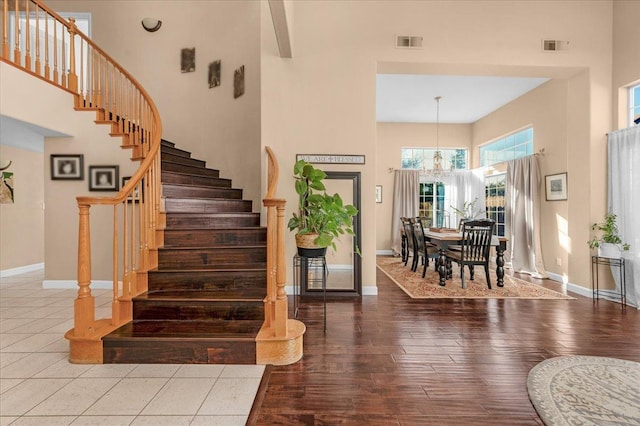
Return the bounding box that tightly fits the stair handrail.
[2,0,162,362]
[262,147,289,337]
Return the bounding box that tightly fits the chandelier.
[422,95,453,182]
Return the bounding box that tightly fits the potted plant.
[288,160,359,257]
[587,212,630,258]
[451,197,484,227]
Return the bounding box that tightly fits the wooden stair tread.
[159,245,266,250]
[104,320,263,340]
[150,267,267,273]
[138,290,265,300]
[156,263,267,270]
[163,182,240,191]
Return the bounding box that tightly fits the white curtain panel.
[505,156,548,278]
[390,170,420,255]
[608,126,640,308]
[447,169,487,225]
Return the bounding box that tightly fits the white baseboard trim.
[327,264,353,271]
[0,263,44,278]
[547,272,591,298]
[43,280,112,290]
[376,250,394,256]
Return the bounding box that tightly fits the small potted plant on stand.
[587,212,630,258]
[288,160,359,257]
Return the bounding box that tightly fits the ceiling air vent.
[542,39,569,52]
[396,35,423,49]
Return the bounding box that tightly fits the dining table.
[423,229,508,287]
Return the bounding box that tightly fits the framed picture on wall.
[545,172,567,201]
[121,176,143,202]
[89,165,119,191]
[51,154,84,180]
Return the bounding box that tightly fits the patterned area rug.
[527,355,640,425]
[376,256,573,299]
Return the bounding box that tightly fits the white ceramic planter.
[597,243,622,259]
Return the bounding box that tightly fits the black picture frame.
[121,176,143,203]
[89,165,119,192]
[51,154,84,180]
[545,172,568,201]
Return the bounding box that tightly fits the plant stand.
[293,254,328,332]
[591,255,626,308]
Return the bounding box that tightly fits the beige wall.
[0,145,45,271]
[375,122,472,251]
[612,0,640,129]
[48,0,263,207]
[262,0,613,292]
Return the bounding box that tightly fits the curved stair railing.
[2,0,162,362]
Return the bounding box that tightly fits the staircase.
[102,139,267,364]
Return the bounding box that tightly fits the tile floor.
[0,270,264,426]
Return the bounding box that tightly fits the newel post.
[66,17,78,92]
[75,203,95,336]
[274,199,288,337]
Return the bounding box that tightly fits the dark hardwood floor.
[251,259,640,425]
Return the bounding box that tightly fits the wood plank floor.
[250,259,640,425]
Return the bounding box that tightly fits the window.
[419,182,445,228]
[630,84,640,127]
[401,148,467,170]
[480,128,533,167]
[485,174,506,236]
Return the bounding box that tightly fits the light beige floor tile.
[28,378,119,416]
[9,318,70,334]
[173,364,224,378]
[80,363,138,378]
[0,352,67,378]
[0,378,23,394]
[43,319,74,334]
[190,415,248,426]
[0,352,28,369]
[37,337,70,353]
[84,378,168,416]
[34,358,95,378]
[0,318,38,333]
[1,333,63,353]
[141,378,214,415]
[198,377,261,415]
[0,378,72,415]
[0,417,19,426]
[69,416,135,425]
[130,415,193,425]
[127,364,180,378]
[10,416,77,425]
[0,333,31,350]
[220,364,265,378]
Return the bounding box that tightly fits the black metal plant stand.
[293,254,328,332]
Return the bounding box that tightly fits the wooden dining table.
[423,230,508,287]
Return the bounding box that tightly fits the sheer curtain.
[446,169,487,225]
[391,170,420,255]
[505,156,547,278]
[608,126,640,308]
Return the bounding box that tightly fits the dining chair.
[413,218,440,278]
[444,219,495,289]
[400,217,415,268]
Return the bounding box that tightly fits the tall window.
[630,84,640,127]
[418,182,445,228]
[401,148,467,170]
[485,174,506,236]
[480,128,533,167]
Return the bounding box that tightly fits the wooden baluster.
[61,28,66,87]
[123,199,130,299]
[35,5,41,75]
[2,0,8,58]
[44,13,49,79]
[53,19,58,83]
[67,17,78,92]
[24,0,31,70]
[13,0,19,64]
[275,200,288,337]
[75,204,95,336]
[111,206,120,324]
[79,39,84,102]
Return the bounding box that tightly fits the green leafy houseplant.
[287,160,359,255]
[451,197,484,221]
[587,212,630,252]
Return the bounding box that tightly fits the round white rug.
[527,355,640,425]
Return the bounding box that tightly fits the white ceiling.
[376,74,550,124]
[0,115,68,152]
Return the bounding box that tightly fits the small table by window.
[591,256,626,308]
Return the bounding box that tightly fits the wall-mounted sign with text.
[296,154,365,165]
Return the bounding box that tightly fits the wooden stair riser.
[161,139,176,148]
[160,145,192,159]
[163,228,267,247]
[133,299,264,321]
[103,338,257,364]
[161,172,232,188]
[161,161,219,177]
[161,153,206,169]
[165,213,260,229]
[148,270,266,292]
[162,184,243,200]
[164,198,253,213]
[158,247,266,269]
